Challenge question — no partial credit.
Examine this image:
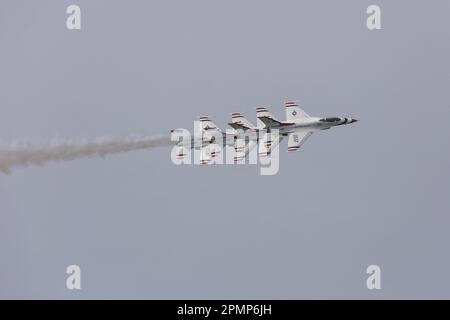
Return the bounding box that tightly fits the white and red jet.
[173,101,358,162]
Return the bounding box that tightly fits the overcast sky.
[0,0,449,299]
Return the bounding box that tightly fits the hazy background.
[0,0,449,299]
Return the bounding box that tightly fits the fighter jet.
[254,101,357,152]
[172,100,358,162]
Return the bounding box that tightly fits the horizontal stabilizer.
[228,122,251,130]
[257,116,293,128]
[256,107,293,128]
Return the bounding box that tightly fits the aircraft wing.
[257,116,293,128]
[287,130,313,152]
[228,122,252,131]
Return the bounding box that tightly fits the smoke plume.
[0,135,172,174]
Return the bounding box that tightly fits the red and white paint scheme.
[171,100,358,162]
[253,101,358,153]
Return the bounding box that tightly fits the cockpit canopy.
[319,117,341,123]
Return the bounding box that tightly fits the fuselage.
[276,116,358,135]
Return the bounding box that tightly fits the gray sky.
[0,0,449,299]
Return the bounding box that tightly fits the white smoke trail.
[0,135,172,174]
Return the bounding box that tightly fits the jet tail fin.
[229,112,256,130]
[199,116,221,132]
[285,101,309,122]
[256,107,281,128]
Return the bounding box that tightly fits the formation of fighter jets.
[172,101,358,163]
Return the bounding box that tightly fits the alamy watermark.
[366,265,381,290]
[367,5,381,30]
[170,122,280,176]
[66,264,82,290]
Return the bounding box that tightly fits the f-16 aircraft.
[172,101,358,162]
